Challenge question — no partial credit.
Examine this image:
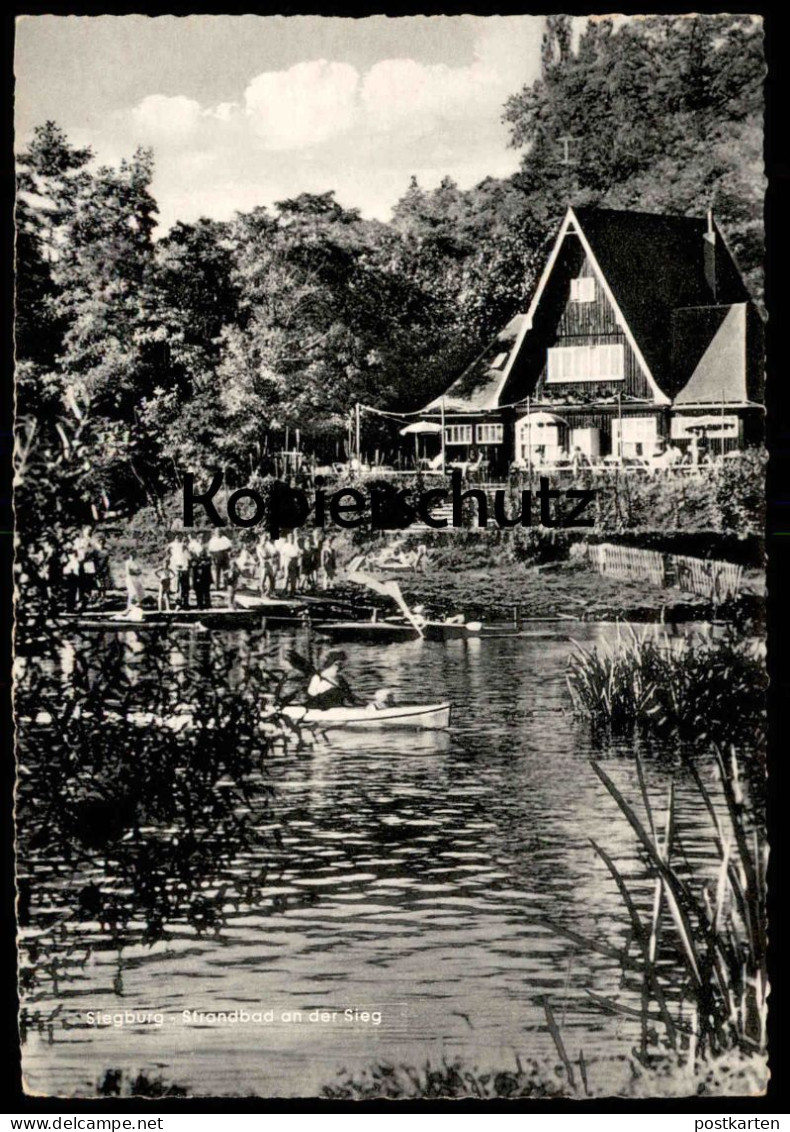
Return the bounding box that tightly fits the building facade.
[415,206,764,475]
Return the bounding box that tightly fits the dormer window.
[570,276,595,303]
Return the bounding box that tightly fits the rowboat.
[282,701,451,730]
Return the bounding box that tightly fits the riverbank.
[93,1050,768,1100]
[337,559,764,626]
[95,553,763,628]
[320,1050,768,1100]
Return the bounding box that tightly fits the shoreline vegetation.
[92,1048,768,1100]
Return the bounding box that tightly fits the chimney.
[704,209,717,302]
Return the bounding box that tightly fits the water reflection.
[18,622,739,1097]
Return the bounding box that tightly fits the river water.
[19,623,730,1098]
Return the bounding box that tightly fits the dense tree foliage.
[503,14,764,299]
[15,15,764,525]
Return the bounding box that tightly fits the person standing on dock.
[155,560,175,612]
[124,553,145,611]
[168,534,191,610]
[300,534,319,592]
[225,556,241,608]
[63,549,82,613]
[208,530,233,588]
[93,535,111,600]
[285,535,303,597]
[192,534,213,610]
[235,543,255,583]
[256,534,278,596]
[320,535,336,590]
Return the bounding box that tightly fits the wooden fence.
[666,554,743,601]
[586,543,667,585]
[579,542,743,600]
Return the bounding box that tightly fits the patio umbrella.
[400,420,443,464]
[399,421,443,435]
[523,410,569,426]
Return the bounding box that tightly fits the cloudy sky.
[15,15,547,231]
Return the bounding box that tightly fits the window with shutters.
[547,343,624,383]
[570,276,595,303]
[445,424,473,445]
[476,423,503,444]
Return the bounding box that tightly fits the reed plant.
[566,624,766,755]
[322,1056,567,1100]
[545,749,767,1065]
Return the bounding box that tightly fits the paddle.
[286,647,363,706]
[345,568,425,638]
[286,647,316,678]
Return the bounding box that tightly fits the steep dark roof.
[674,304,751,406]
[418,206,757,417]
[573,207,751,398]
[423,314,525,412]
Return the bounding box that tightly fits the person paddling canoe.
[305,649,360,710]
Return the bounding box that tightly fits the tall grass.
[321,1057,567,1100]
[562,626,767,1064]
[566,625,766,756]
[545,749,767,1064]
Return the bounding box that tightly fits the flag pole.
[721,388,725,456]
[526,396,532,482]
[436,398,443,473]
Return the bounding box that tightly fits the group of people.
[149,529,339,612]
[32,529,112,614]
[252,530,338,599]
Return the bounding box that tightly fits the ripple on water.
[20,625,734,1097]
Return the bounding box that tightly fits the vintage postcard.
[13,13,768,1100]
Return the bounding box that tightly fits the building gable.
[498,209,664,406]
[422,314,525,414]
[570,207,750,396]
[416,204,759,420]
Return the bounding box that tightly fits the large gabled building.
[416,205,764,474]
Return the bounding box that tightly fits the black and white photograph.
[13,13,769,1101]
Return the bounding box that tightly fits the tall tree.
[503,14,765,300]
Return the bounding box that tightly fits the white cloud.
[130,94,203,145]
[211,102,240,124]
[361,59,476,136]
[89,18,543,229]
[243,60,359,150]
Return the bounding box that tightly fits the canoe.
[60,618,171,632]
[421,620,482,641]
[314,621,420,642]
[282,701,451,730]
[479,627,569,640]
[233,594,307,613]
[316,618,483,643]
[31,699,451,736]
